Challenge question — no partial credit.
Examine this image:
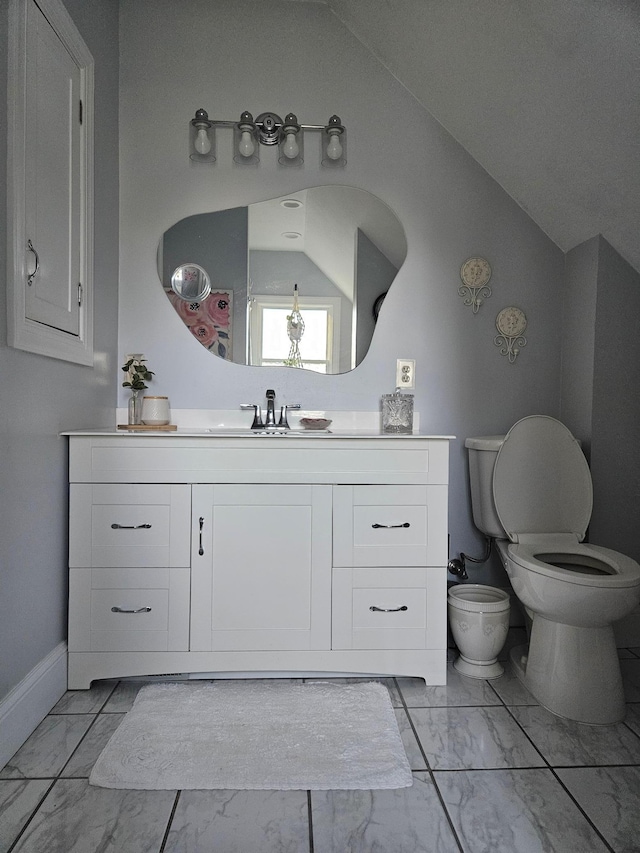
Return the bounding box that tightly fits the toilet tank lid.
[465,435,505,451]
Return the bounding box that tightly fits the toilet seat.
[493,416,639,586]
[507,540,640,588]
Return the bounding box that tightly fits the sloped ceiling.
[327,0,640,273]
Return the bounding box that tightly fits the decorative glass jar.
[381,388,414,434]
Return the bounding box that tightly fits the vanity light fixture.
[189,109,346,167]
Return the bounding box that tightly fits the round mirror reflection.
[170,263,211,302]
[158,186,407,374]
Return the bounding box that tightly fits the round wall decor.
[459,257,492,313]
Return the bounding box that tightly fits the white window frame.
[6,0,94,365]
[249,295,341,373]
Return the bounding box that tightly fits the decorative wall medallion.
[459,257,492,313]
[494,306,527,363]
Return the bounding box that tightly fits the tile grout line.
[393,677,465,853]
[3,682,122,851]
[501,702,623,853]
[49,681,120,778]
[6,779,56,853]
[546,766,617,853]
[307,789,314,853]
[158,790,182,853]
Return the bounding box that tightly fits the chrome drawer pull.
[27,239,39,285]
[371,522,410,529]
[370,605,408,612]
[111,606,152,614]
[110,523,152,529]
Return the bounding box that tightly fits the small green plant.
[122,355,154,391]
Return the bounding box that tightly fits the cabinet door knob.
[110,606,152,614]
[371,522,410,529]
[110,523,152,529]
[369,605,408,612]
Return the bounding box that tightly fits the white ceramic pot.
[141,396,171,425]
[448,584,511,678]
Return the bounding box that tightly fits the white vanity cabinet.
[66,433,451,689]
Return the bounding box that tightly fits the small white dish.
[299,417,332,431]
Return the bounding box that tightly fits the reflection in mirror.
[171,263,211,302]
[158,187,407,374]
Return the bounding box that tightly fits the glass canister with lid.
[381,387,414,434]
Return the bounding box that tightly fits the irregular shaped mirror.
[158,186,407,374]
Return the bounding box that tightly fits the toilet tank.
[464,436,507,539]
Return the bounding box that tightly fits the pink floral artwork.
[167,290,233,360]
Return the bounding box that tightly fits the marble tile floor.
[2,644,640,852]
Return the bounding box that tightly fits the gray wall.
[561,236,599,459]
[589,238,640,561]
[117,0,566,589]
[0,0,120,702]
[561,235,640,564]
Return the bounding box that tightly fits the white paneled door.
[191,484,332,652]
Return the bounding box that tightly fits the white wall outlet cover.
[396,359,415,388]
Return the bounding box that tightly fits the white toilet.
[466,415,640,724]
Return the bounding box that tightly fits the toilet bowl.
[448,584,511,678]
[465,416,640,724]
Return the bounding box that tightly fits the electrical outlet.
[396,358,415,389]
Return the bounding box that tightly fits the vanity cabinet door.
[191,484,332,652]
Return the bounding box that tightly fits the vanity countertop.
[63,410,454,440]
[62,407,458,437]
[62,428,455,439]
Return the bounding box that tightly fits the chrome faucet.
[264,389,277,427]
[241,390,301,431]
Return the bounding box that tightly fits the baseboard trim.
[0,642,68,769]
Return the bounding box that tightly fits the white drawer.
[69,484,191,567]
[332,567,447,650]
[92,588,169,632]
[333,485,448,566]
[68,566,190,652]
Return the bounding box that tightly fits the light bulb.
[238,130,255,158]
[194,127,211,155]
[283,131,299,160]
[326,132,342,161]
